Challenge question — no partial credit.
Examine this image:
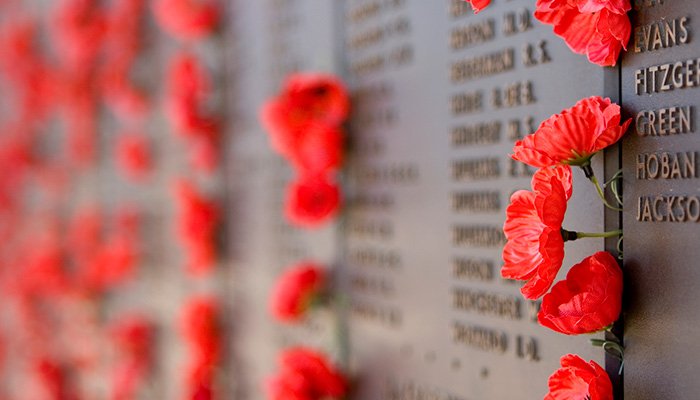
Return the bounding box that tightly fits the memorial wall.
[0,0,697,399]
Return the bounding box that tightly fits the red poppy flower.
[181,296,220,366]
[269,262,325,323]
[153,0,219,41]
[175,181,219,275]
[545,354,613,400]
[267,347,346,400]
[502,165,572,299]
[535,0,631,66]
[539,251,622,335]
[463,0,491,13]
[285,176,341,229]
[116,133,152,181]
[181,297,220,400]
[512,96,631,168]
[286,123,343,176]
[261,73,349,161]
[166,53,218,139]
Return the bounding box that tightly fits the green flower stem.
[575,230,623,239]
[580,164,623,211]
[590,174,623,211]
[590,338,625,363]
[561,228,622,242]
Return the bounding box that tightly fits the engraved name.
[451,90,483,115]
[351,274,395,297]
[452,157,500,180]
[385,379,468,400]
[636,106,693,136]
[635,58,700,94]
[452,225,506,247]
[637,195,700,222]
[452,257,494,281]
[634,16,690,53]
[636,152,696,179]
[492,80,536,108]
[354,163,419,185]
[451,48,515,83]
[347,1,380,23]
[348,193,395,210]
[452,190,500,212]
[452,288,521,320]
[346,218,394,240]
[451,121,501,146]
[452,322,508,353]
[348,247,402,270]
[351,300,402,328]
[450,19,496,50]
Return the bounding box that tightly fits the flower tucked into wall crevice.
[538,251,623,335]
[269,262,327,323]
[260,73,349,229]
[545,354,613,400]
[181,296,221,400]
[506,95,627,398]
[166,53,220,172]
[535,0,632,66]
[502,165,572,299]
[175,181,220,276]
[266,347,347,400]
[512,97,630,169]
[285,175,342,230]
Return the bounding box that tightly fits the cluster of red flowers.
[269,262,326,323]
[181,297,221,400]
[110,316,154,400]
[266,347,347,400]
[0,0,224,397]
[265,257,346,397]
[156,0,221,281]
[504,96,629,399]
[166,53,219,172]
[261,73,350,228]
[463,0,631,67]
[155,4,224,399]
[10,207,141,298]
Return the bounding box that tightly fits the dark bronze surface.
[621,1,700,399]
